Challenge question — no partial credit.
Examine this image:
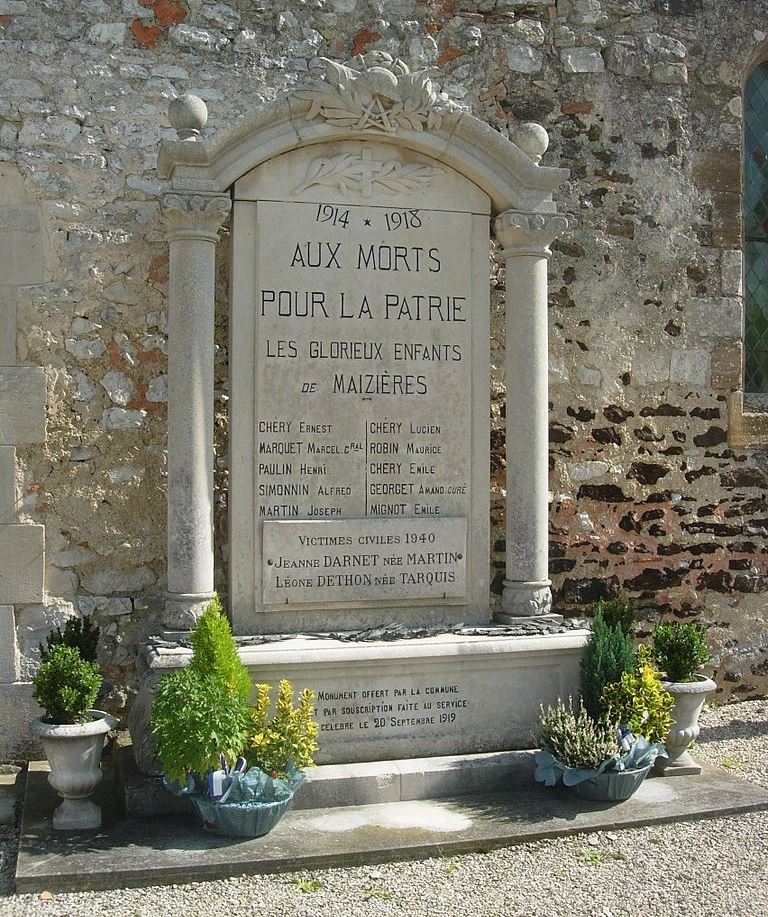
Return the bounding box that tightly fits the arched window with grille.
[745,62,768,393]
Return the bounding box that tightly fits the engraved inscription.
[254,198,472,540]
[262,518,467,604]
[316,681,470,736]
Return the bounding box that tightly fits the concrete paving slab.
[15,759,768,894]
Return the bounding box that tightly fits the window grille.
[744,62,768,392]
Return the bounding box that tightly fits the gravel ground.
[0,699,766,917]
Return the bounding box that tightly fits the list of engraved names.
[255,200,473,526]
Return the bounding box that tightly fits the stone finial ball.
[169,93,208,140]
[514,122,549,164]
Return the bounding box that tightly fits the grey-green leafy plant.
[580,606,635,721]
[651,621,710,682]
[33,644,101,724]
[39,615,100,665]
[536,698,619,770]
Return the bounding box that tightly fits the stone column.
[493,211,570,622]
[162,193,231,630]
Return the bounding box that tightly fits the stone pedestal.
[129,627,588,773]
[30,712,117,831]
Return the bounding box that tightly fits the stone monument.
[130,55,587,773]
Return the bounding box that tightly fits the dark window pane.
[745,64,768,392]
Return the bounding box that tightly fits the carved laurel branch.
[294,55,454,134]
[293,152,442,196]
[297,88,446,134]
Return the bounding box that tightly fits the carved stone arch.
[159,67,565,216]
[158,56,571,631]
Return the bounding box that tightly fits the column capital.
[162,193,231,243]
[494,210,572,258]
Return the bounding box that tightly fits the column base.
[163,592,215,631]
[653,750,702,777]
[496,579,555,622]
[53,797,101,831]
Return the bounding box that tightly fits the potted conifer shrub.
[651,621,715,776]
[151,597,318,837]
[579,603,635,722]
[30,620,117,830]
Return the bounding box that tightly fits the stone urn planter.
[654,675,717,776]
[31,709,117,830]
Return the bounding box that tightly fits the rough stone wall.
[1,0,767,756]
[0,160,49,756]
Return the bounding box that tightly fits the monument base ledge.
[492,612,564,625]
[119,745,539,817]
[128,626,588,774]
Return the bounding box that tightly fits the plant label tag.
[208,769,228,799]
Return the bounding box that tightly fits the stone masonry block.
[0,207,44,285]
[0,367,46,444]
[0,606,18,683]
[561,47,605,73]
[0,683,41,761]
[15,600,76,680]
[712,191,742,247]
[692,150,740,193]
[711,340,743,390]
[0,524,44,604]
[685,298,742,340]
[0,287,16,365]
[721,250,743,297]
[651,62,688,85]
[670,349,709,386]
[0,446,15,524]
[0,769,20,826]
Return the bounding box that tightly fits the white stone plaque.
[262,517,467,605]
[230,140,491,631]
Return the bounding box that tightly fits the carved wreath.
[295,52,456,134]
